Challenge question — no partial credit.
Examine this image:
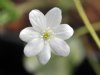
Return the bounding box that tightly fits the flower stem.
[83,37,100,75]
[87,50,100,75]
[73,0,100,48]
[75,22,100,37]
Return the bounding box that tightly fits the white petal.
[53,24,74,40]
[45,7,62,28]
[19,27,40,42]
[24,38,44,57]
[37,42,51,64]
[50,37,70,56]
[29,9,46,32]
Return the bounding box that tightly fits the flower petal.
[45,7,62,28]
[53,24,74,40]
[50,37,70,56]
[24,38,44,57]
[37,42,51,64]
[29,9,46,32]
[19,27,40,42]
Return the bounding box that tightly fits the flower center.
[42,27,54,40]
[43,32,50,40]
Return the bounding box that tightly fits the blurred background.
[0,0,100,75]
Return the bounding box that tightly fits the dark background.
[0,31,96,75]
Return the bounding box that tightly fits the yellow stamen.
[43,32,50,40]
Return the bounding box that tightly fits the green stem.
[73,0,100,48]
[75,22,100,37]
[87,50,100,75]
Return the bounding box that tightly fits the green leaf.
[0,10,10,26]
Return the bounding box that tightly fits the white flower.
[19,7,74,64]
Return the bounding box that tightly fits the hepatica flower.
[19,7,74,64]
